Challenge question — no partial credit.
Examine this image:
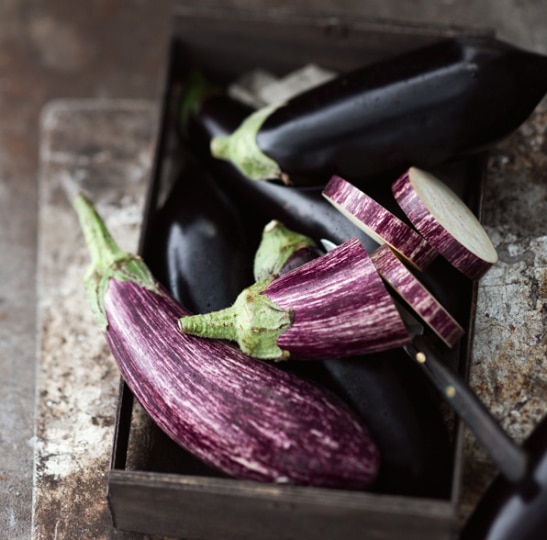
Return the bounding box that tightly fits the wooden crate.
[108,5,490,538]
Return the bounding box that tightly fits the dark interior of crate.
[111,7,485,505]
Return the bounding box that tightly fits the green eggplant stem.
[210,104,282,182]
[253,220,317,281]
[73,193,159,330]
[179,279,293,360]
[179,69,220,136]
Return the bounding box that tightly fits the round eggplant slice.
[323,174,438,270]
[392,167,498,280]
[370,243,465,348]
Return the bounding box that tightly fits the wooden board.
[33,99,159,539]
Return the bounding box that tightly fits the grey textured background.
[1,1,546,538]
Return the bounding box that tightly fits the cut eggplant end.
[265,238,411,360]
[370,244,465,348]
[322,175,437,271]
[181,238,411,360]
[392,167,498,280]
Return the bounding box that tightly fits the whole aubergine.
[210,36,547,186]
[144,151,254,314]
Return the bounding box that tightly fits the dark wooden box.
[107,5,490,539]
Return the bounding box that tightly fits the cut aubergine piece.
[323,175,438,270]
[392,167,498,280]
[179,238,411,361]
[370,243,465,348]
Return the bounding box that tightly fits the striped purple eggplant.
[73,193,379,489]
[179,237,410,360]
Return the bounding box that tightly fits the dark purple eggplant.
[144,151,254,313]
[210,36,547,186]
[461,414,547,540]
[73,193,380,489]
[323,352,453,497]
[179,81,379,252]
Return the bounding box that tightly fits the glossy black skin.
[461,415,547,540]
[256,36,547,185]
[324,352,454,497]
[144,152,254,314]
[184,92,379,251]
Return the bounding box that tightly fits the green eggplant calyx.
[210,105,282,181]
[73,193,160,330]
[253,220,317,281]
[178,278,293,360]
[179,69,221,136]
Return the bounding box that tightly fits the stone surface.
[0,3,171,538]
[33,100,159,539]
[459,105,547,520]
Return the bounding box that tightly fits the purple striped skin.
[323,175,438,271]
[392,168,496,280]
[104,278,379,489]
[370,244,465,348]
[264,238,411,360]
